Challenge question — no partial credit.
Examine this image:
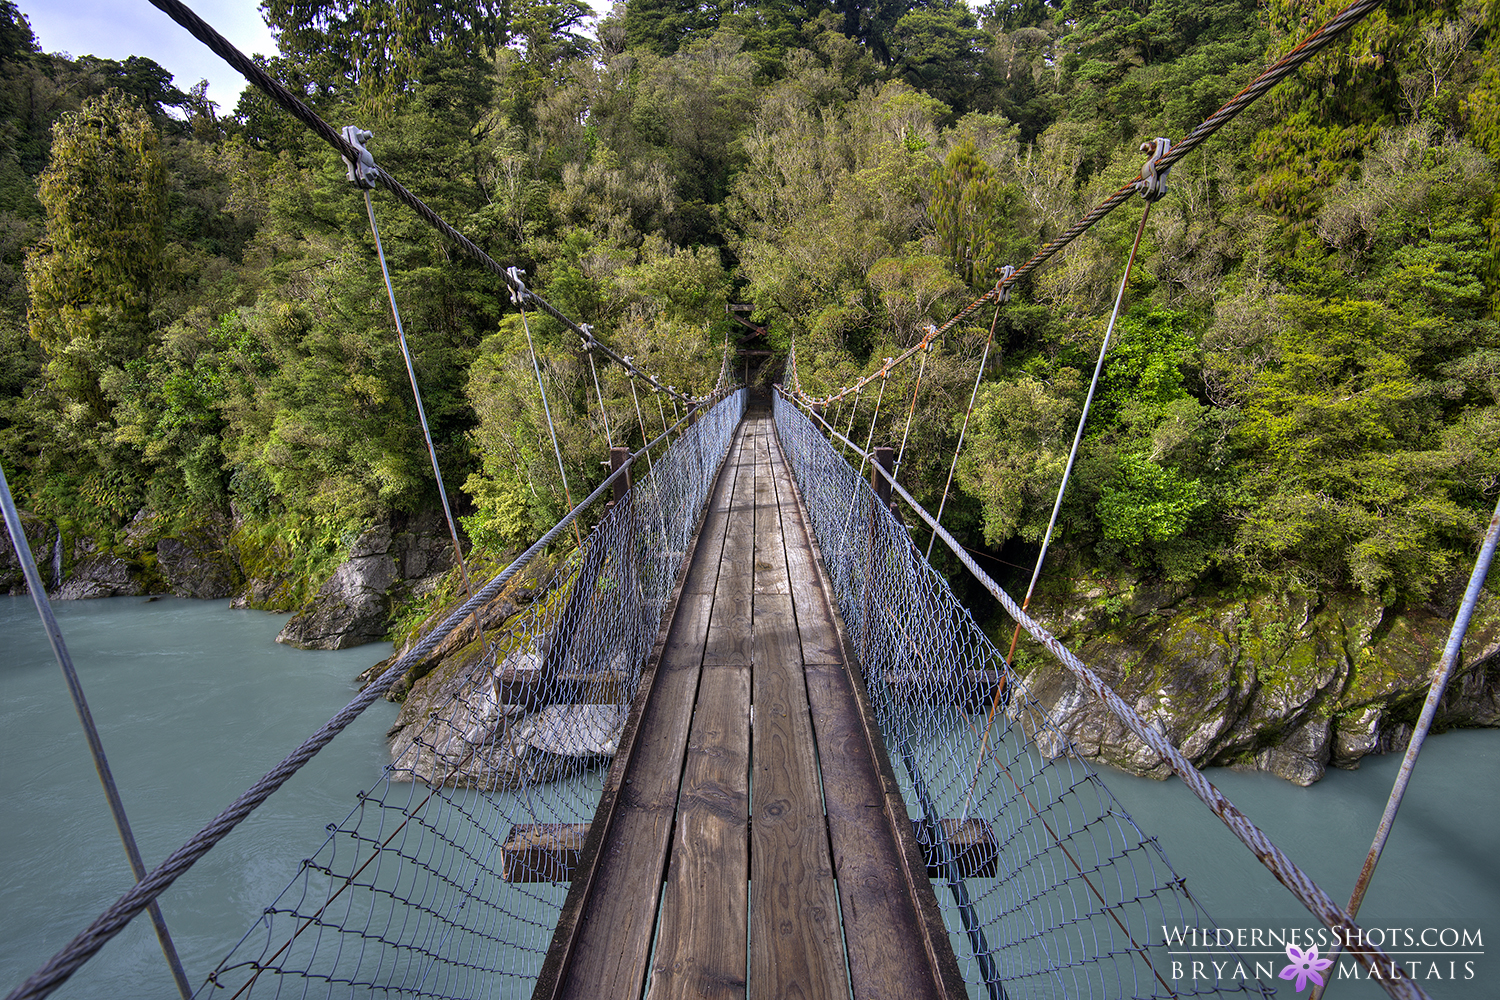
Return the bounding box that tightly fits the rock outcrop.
[276,510,459,649]
[1022,581,1500,785]
[0,512,59,594]
[155,516,241,599]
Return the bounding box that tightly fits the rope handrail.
[780,389,1428,1000]
[789,0,1385,407]
[141,0,720,404]
[0,388,736,1000]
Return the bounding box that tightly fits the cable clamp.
[1136,137,1172,201]
[506,266,531,305]
[995,264,1016,302]
[920,323,938,349]
[882,357,893,378]
[341,126,381,189]
[579,323,596,348]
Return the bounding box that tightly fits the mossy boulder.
[1024,578,1500,785]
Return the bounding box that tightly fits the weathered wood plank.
[683,430,749,596]
[703,429,756,665]
[647,660,751,1000]
[502,823,589,883]
[803,658,946,1000]
[751,428,791,596]
[749,592,847,1000]
[765,432,842,665]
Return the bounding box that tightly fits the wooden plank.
[542,420,748,1000]
[804,660,946,1000]
[703,429,756,665]
[684,431,748,596]
[751,427,790,596]
[912,819,999,880]
[502,823,589,883]
[647,660,751,1000]
[552,591,708,1000]
[749,592,847,1000]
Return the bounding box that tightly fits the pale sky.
[18,1,278,113]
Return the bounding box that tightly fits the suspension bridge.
[3,0,1497,998]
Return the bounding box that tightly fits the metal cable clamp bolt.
[506,266,532,306]
[1136,137,1172,201]
[340,126,381,188]
[995,264,1017,302]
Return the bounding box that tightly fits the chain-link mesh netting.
[773,392,1272,1000]
[198,390,744,1000]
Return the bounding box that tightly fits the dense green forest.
[1,0,1496,621]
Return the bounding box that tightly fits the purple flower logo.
[1279,944,1334,992]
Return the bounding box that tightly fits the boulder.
[276,510,458,649]
[276,525,398,649]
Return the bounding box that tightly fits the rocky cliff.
[274,510,462,650]
[1022,577,1500,785]
[1,509,241,600]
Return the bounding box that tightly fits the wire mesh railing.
[196,389,744,999]
[772,390,1271,1000]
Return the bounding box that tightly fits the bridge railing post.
[610,446,631,506]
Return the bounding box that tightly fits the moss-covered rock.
[1024,576,1500,785]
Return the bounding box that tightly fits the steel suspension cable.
[893,334,933,481]
[587,349,614,450]
[956,204,1153,826]
[854,362,889,484]
[1010,202,1151,662]
[628,376,654,475]
[925,298,1005,560]
[1310,493,1500,1000]
[0,465,194,1000]
[366,189,475,599]
[512,272,584,549]
[841,385,862,459]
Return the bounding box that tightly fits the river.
[1,595,1494,998]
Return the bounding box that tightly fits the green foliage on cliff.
[0,0,1495,613]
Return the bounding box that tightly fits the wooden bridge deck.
[535,408,965,1000]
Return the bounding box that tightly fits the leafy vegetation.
[0,0,1495,619]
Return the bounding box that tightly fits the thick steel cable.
[0,464,195,1000]
[628,376,654,475]
[792,0,1385,408]
[893,337,932,481]
[1311,493,1500,1000]
[791,398,1428,1000]
[854,363,889,484]
[1,397,727,1000]
[587,350,614,450]
[142,0,690,405]
[366,189,474,599]
[925,298,1004,560]
[1008,202,1151,667]
[514,286,584,549]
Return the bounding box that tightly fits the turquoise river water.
[1,594,1495,998]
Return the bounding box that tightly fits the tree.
[25,92,166,424]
